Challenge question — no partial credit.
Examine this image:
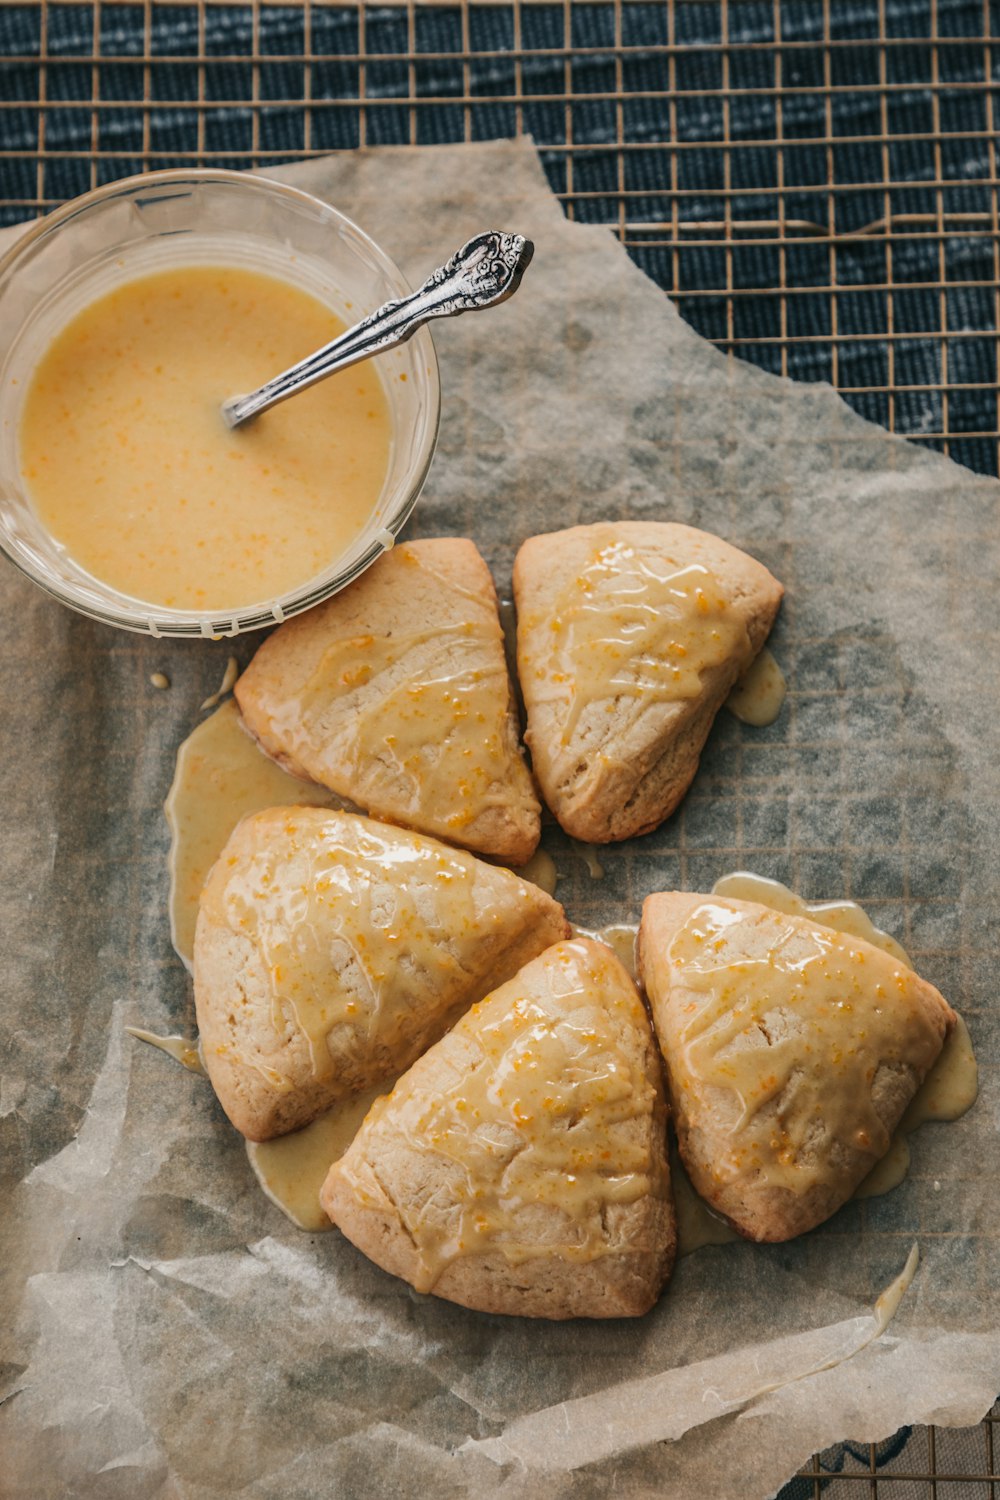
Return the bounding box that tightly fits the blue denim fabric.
[1,1,997,473]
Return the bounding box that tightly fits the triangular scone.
[321,939,676,1319]
[234,539,541,864]
[514,522,783,842]
[638,892,956,1242]
[194,807,569,1141]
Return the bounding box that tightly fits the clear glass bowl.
[0,170,440,638]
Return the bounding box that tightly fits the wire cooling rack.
[786,1411,1000,1498]
[1,0,999,475]
[1,3,999,1494]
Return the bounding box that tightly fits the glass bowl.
[0,170,440,638]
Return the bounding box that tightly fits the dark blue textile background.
[1,1,998,474]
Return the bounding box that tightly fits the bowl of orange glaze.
[0,171,440,638]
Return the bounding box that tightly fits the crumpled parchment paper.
[2,139,998,1500]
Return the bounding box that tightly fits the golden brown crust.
[235,539,541,863]
[638,891,956,1242]
[194,806,569,1141]
[322,939,676,1318]
[513,522,783,843]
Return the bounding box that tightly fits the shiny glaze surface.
[572,922,639,980]
[166,700,341,967]
[856,1013,979,1198]
[725,647,787,727]
[511,849,558,896]
[20,266,391,611]
[126,1028,204,1073]
[199,807,540,1085]
[664,898,950,1195]
[263,547,538,840]
[328,939,668,1292]
[712,871,911,966]
[518,527,752,773]
[900,1011,978,1128]
[711,873,976,1202]
[247,1083,389,1231]
[671,1149,739,1256]
[571,840,606,880]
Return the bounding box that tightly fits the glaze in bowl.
[0,170,440,638]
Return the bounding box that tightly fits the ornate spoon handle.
[222,230,533,429]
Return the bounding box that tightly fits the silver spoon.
[222,229,533,429]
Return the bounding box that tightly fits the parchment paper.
[2,139,999,1500]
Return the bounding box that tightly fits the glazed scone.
[321,939,675,1319]
[235,539,541,864]
[514,522,783,842]
[638,892,956,1242]
[194,807,569,1141]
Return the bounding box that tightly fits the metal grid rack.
[788,1409,1000,1498]
[2,0,1000,474]
[1,2,999,1494]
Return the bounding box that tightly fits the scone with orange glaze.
[194,807,569,1141]
[638,892,956,1241]
[321,938,675,1319]
[514,522,783,842]
[235,539,540,864]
